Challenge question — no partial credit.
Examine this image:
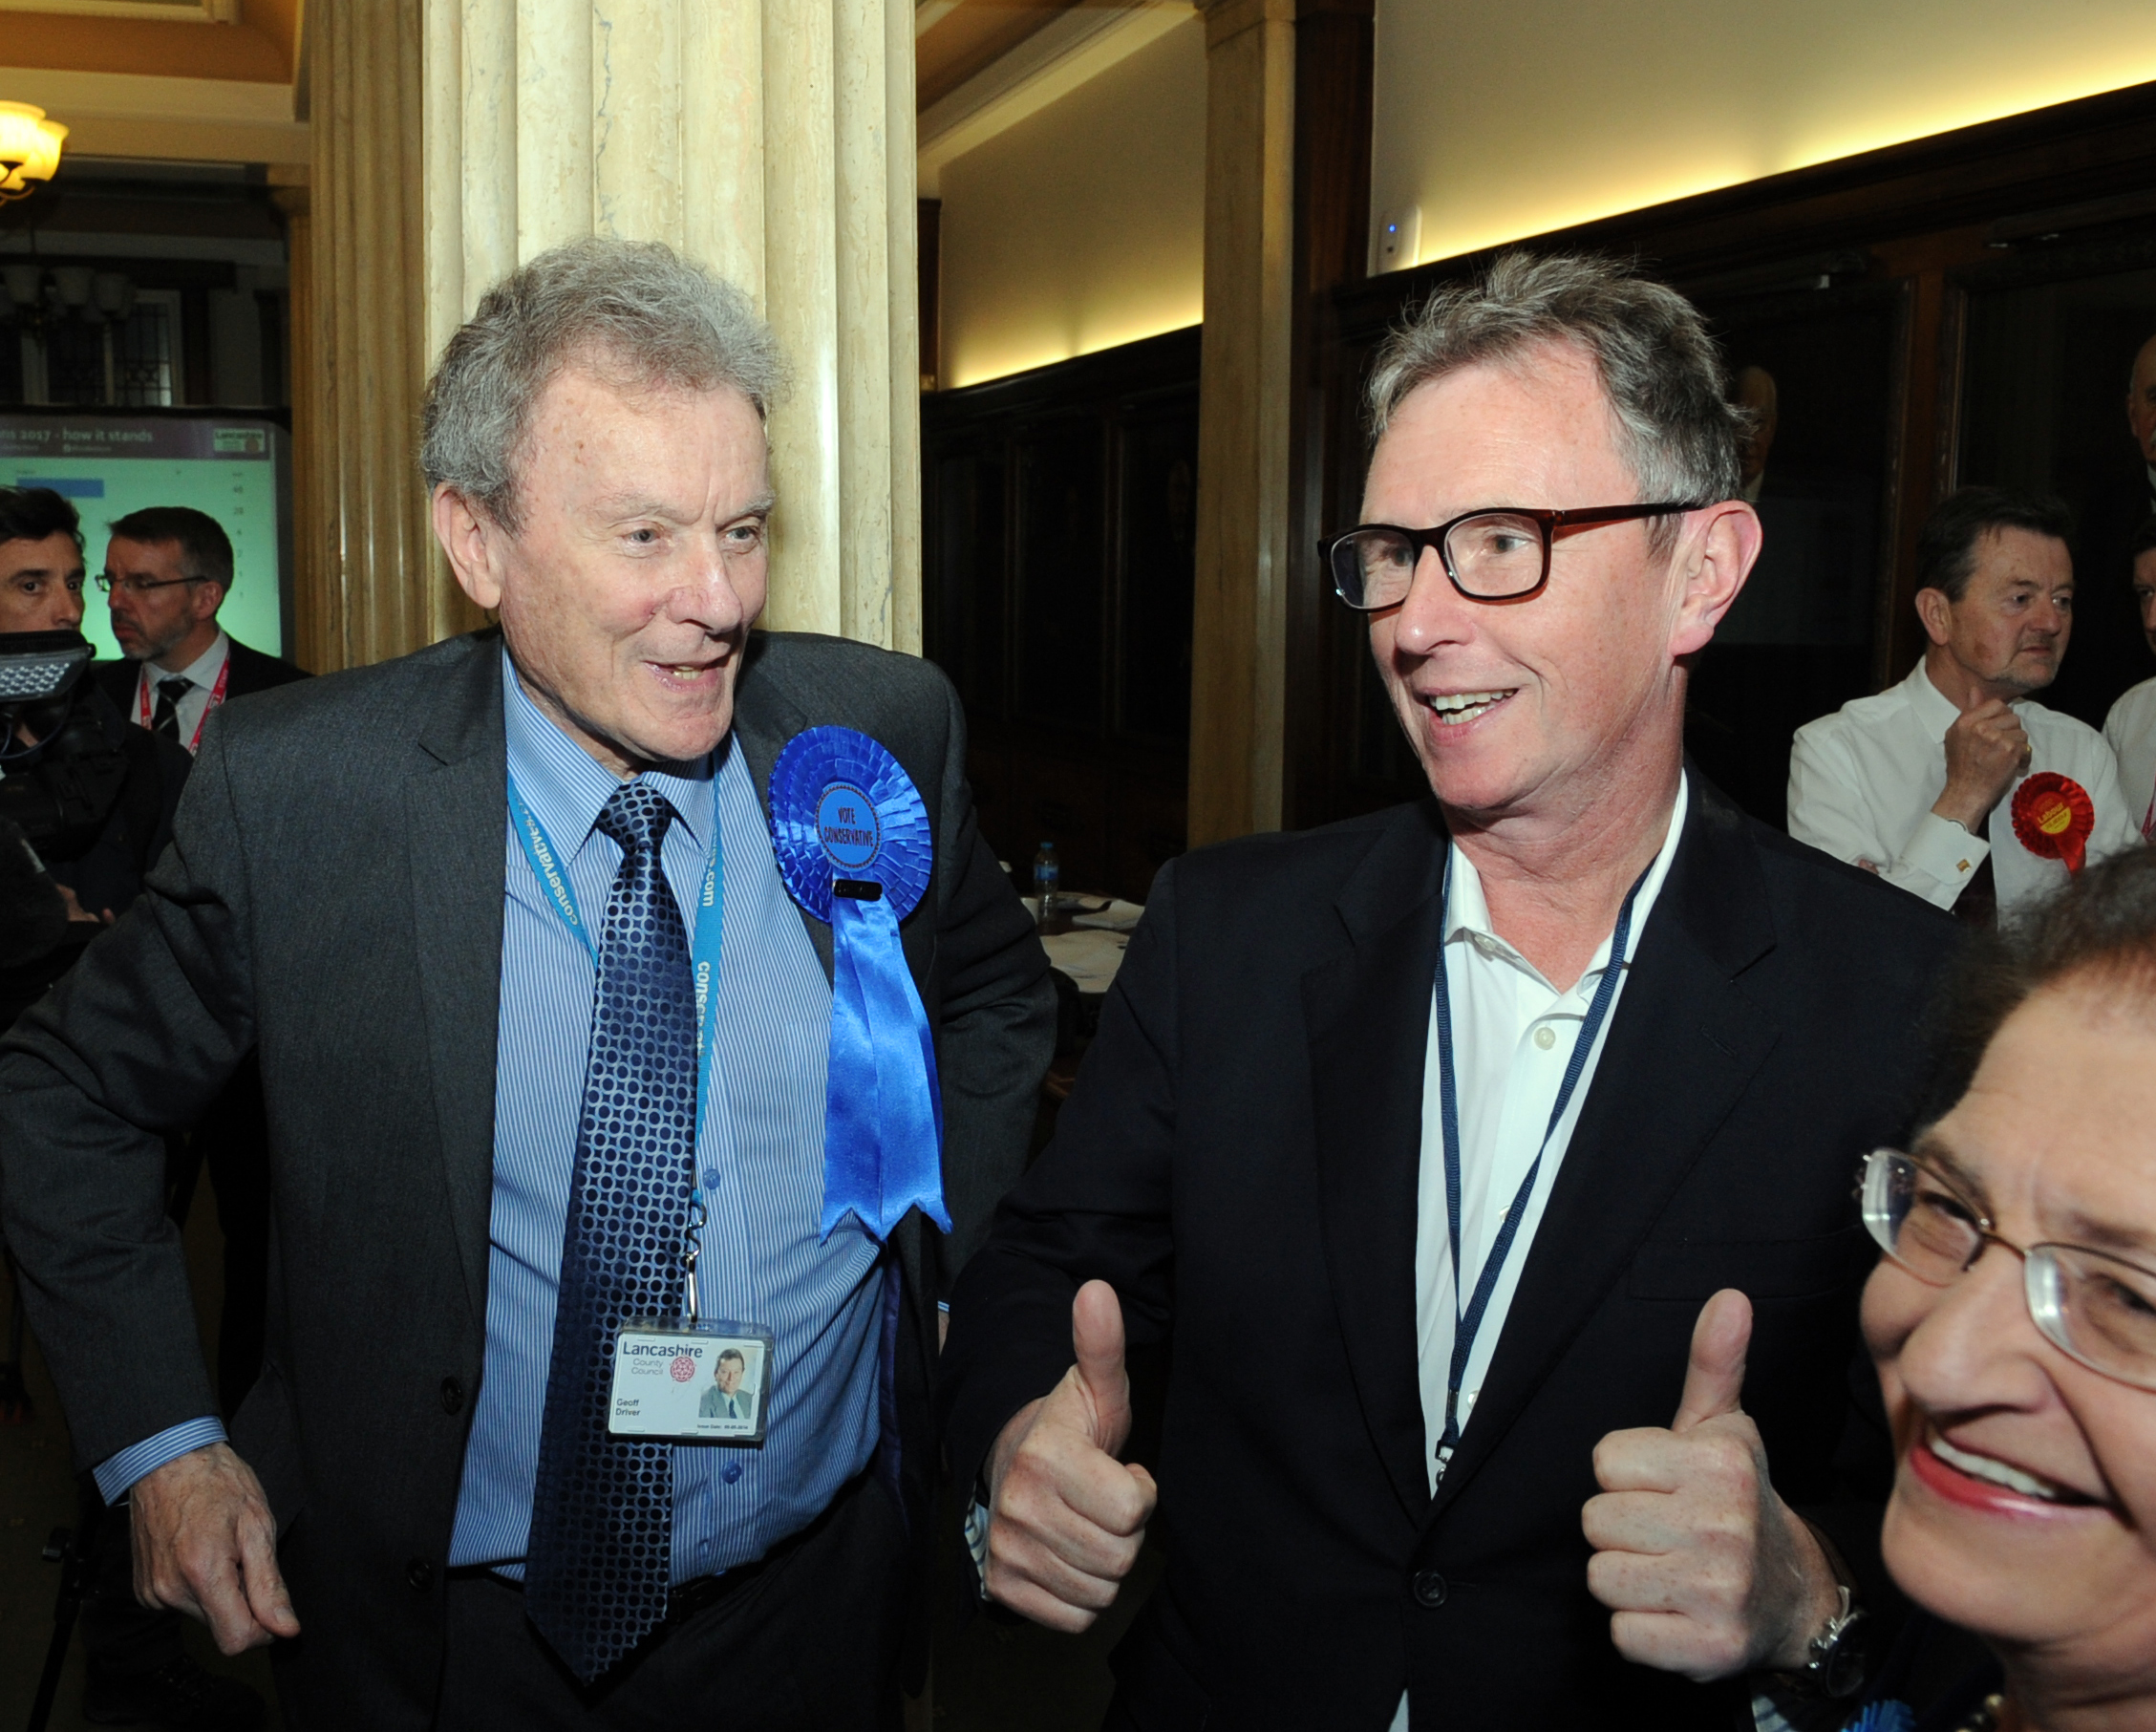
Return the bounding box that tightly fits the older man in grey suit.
[0,240,1055,1728]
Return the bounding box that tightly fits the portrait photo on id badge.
[608,1322,773,1444]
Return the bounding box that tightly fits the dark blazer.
[0,629,1055,1727]
[940,777,1959,1729]
[0,682,192,1026]
[93,632,310,718]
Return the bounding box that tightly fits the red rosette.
[2011,772,2096,874]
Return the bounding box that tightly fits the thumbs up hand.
[1581,1289,1842,1680]
[983,1280,1159,1633]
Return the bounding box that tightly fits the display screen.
[0,414,289,665]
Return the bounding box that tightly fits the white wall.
[1371,0,2156,269]
[935,14,1206,388]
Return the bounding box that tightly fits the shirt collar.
[1906,656,2024,740]
[1904,659,1962,740]
[501,646,716,855]
[146,630,228,693]
[1444,772,1691,994]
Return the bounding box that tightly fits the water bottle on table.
[1032,842,1061,933]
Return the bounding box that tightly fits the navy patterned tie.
[525,780,699,1681]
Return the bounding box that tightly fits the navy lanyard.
[1433,856,1651,1473]
[505,773,726,1140]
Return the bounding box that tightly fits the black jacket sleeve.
[926,670,1057,1294]
[937,856,1183,1493]
[0,720,256,1469]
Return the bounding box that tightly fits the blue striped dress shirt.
[449,660,885,1583]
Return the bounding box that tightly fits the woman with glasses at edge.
[1850,845,2156,1732]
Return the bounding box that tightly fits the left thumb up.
[1671,1288,1752,1433]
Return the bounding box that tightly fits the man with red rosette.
[1790,486,2140,927]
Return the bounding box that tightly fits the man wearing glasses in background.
[941,254,1960,1727]
[93,506,307,754]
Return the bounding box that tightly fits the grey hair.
[421,237,787,534]
[1365,252,1745,545]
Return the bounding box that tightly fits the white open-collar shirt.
[1414,775,1689,1486]
[130,630,229,755]
[2104,675,2156,842]
[1388,778,1687,1732]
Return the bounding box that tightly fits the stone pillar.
[267,168,317,666]
[422,0,923,652]
[294,0,485,674]
[1188,0,1296,844]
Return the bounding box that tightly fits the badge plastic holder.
[608,1318,774,1445]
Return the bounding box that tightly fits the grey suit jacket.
[0,627,1054,1724]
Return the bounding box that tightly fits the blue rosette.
[769,726,948,1243]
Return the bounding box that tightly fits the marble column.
[267,169,318,666]
[1187,0,1296,844]
[295,0,486,674]
[423,0,923,651]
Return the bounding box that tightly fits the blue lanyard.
[506,773,726,1141]
[1433,856,1650,1474]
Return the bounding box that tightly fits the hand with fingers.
[982,1279,1158,1632]
[1933,698,2032,833]
[55,884,113,925]
[1582,1290,1840,1680]
[129,1443,301,1655]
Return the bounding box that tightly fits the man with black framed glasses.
[91,506,306,756]
[941,252,1961,1728]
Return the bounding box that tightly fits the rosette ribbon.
[769,726,949,1243]
[2011,772,2096,874]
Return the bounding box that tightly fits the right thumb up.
[1070,1278,1132,1456]
[982,1277,1157,1634]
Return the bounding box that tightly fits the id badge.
[608,1318,774,1444]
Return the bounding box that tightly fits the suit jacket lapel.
[1429,783,1781,1520]
[1305,802,1450,1522]
[407,640,509,1328]
[732,639,832,984]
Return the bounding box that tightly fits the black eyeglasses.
[95,573,209,597]
[1320,502,1706,610]
[1861,1148,2156,1393]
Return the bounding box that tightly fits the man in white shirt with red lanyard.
[91,505,307,755]
[2102,513,2156,843]
[1789,486,2139,927]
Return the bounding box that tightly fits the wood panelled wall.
[1291,80,2156,831]
[922,327,1200,903]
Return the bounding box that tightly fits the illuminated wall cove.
[935,13,1205,389]
[1370,0,2156,268]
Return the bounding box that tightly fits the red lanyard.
[138,652,232,754]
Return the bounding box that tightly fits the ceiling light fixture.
[0,101,67,204]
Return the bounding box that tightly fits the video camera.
[0,631,95,760]
[0,629,94,711]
